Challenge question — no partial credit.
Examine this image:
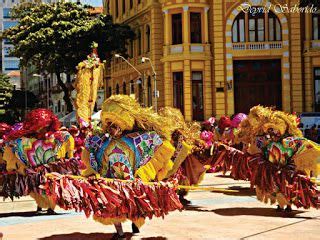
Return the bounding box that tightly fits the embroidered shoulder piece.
[126,131,163,167]
[85,134,110,173]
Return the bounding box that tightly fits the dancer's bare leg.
[285,205,292,212]
[46,208,56,215]
[276,205,283,212]
[112,223,125,239]
[132,222,140,234]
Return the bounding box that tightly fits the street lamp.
[33,73,49,108]
[114,54,145,106]
[114,54,142,75]
[141,57,158,112]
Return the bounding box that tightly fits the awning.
[59,111,77,127]
[7,71,20,78]
[91,110,101,121]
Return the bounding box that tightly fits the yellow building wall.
[161,0,212,121]
[106,0,315,120]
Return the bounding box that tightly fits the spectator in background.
[317,125,320,143]
[305,127,311,139]
[310,125,318,142]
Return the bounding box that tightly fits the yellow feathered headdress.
[100,95,174,140]
[238,105,303,144]
[158,107,201,145]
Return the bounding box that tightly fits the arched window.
[58,100,61,112]
[130,39,134,58]
[147,76,152,107]
[268,12,282,41]
[130,80,134,93]
[122,0,125,14]
[232,12,245,42]
[130,0,133,9]
[123,82,127,94]
[116,83,120,94]
[115,0,119,18]
[146,25,151,52]
[108,87,112,97]
[248,12,265,42]
[232,10,282,43]
[313,11,320,40]
[138,81,143,105]
[106,0,110,14]
[137,30,142,56]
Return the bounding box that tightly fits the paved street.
[0,173,320,240]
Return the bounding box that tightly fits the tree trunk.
[55,71,73,113]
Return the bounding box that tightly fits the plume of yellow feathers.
[74,43,104,127]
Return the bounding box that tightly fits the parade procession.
[1,0,320,239]
[0,43,320,239]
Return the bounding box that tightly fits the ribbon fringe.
[43,173,183,222]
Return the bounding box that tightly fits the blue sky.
[73,0,102,7]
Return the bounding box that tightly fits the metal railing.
[232,41,283,50]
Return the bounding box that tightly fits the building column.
[305,14,313,111]
[184,60,192,121]
[183,5,190,53]
[289,0,303,113]
[305,14,311,50]
[163,10,170,45]
[204,60,213,119]
[163,61,172,107]
[204,7,209,43]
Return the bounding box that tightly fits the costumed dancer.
[0,123,12,190]
[229,113,248,150]
[215,114,248,148]
[158,107,219,202]
[200,117,216,148]
[68,125,85,159]
[200,117,217,173]
[43,96,184,239]
[215,116,232,144]
[74,42,104,128]
[214,106,320,211]
[1,109,78,214]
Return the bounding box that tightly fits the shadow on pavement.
[213,207,309,218]
[0,211,67,218]
[221,186,256,196]
[184,205,311,218]
[141,237,167,240]
[39,232,166,240]
[214,174,233,178]
[40,232,133,240]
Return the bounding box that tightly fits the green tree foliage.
[0,73,13,91]
[3,2,135,112]
[0,73,13,115]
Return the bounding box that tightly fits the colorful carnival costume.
[43,96,183,238]
[0,123,12,193]
[157,107,214,200]
[1,109,79,213]
[68,125,85,159]
[213,106,320,210]
[74,44,104,127]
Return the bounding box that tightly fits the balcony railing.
[164,43,209,55]
[190,44,204,53]
[311,40,320,49]
[170,45,183,54]
[232,41,283,50]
